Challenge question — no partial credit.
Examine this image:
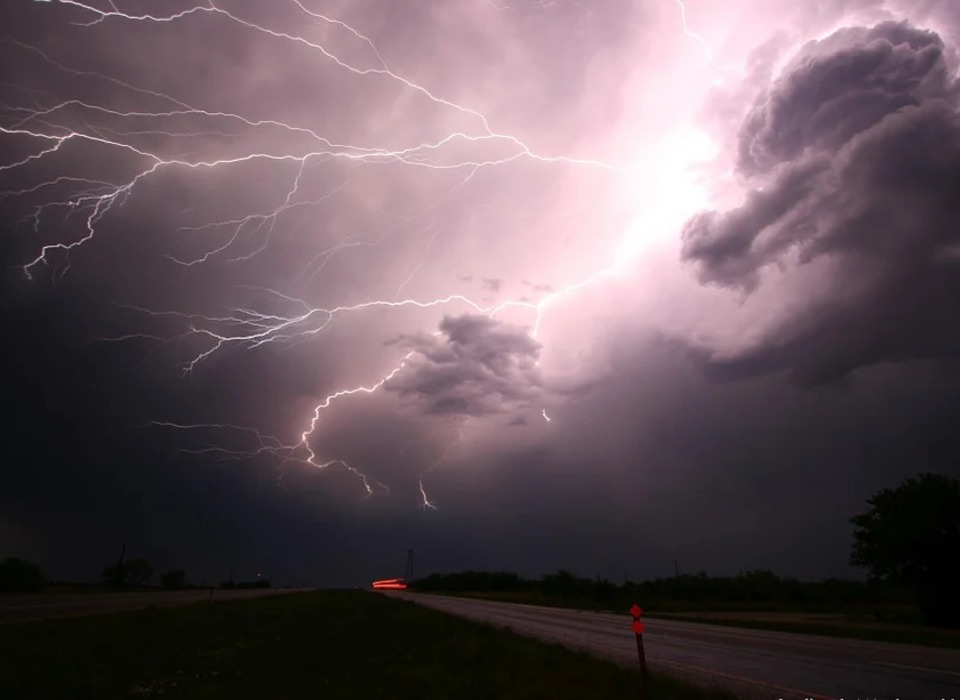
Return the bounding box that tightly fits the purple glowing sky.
[2,0,959,584]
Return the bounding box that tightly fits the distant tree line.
[412,569,912,608]
[160,569,187,589]
[0,555,198,592]
[413,473,960,628]
[0,549,271,592]
[102,558,155,588]
[220,578,271,589]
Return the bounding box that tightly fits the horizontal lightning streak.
[10,0,714,499]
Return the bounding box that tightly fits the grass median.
[0,590,736,700]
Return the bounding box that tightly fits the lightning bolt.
[419,465,441,511]
[417,428,468,511]
[674,0,714,64]
[6,0,717,500]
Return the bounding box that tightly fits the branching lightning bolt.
[6,0,716,500]
[674,0,714,64]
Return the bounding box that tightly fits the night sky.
[2,0,959,588]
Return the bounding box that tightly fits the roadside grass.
[437,591,960,649]
[0,590,736,700]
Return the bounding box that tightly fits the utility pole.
[672,560,680,578]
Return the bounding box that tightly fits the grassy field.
[0,590,736,700]
[437,591,960,649]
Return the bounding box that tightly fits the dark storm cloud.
[682,21,960,383]
[517,332,960,580]
[384,314,541,416]
[2,0,650,587]
[6,0,960,594]
[737,22,954,175]
[680,158,829,289]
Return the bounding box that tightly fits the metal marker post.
[630,604,649,700]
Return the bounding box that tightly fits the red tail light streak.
[371,578,407,590]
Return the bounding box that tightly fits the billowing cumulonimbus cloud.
[738,22,954,175]
[384,314,542,416]
[682,21,960,383]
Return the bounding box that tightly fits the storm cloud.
[385,314,542,417]
[2,0,960,588]
[682,20,960,383]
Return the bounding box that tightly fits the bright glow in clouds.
[3,0,952,508]
[611,126,718,266]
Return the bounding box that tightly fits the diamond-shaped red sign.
[632,620,645,634]
[630,604,643,618]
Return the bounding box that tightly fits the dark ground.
[0,590,736,700]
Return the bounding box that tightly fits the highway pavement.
[0,588,312,624]
[395,593,960,700]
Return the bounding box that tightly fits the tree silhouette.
[124,559,154,586]
[101,564,125,588]
[851,473,960,627]
[102,557,154,588]
[0,557,46,592]
[160,569,186,589]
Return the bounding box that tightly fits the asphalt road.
[395,593,960,700]
[0,588,312,624]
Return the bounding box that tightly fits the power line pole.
[672,560,679,577]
